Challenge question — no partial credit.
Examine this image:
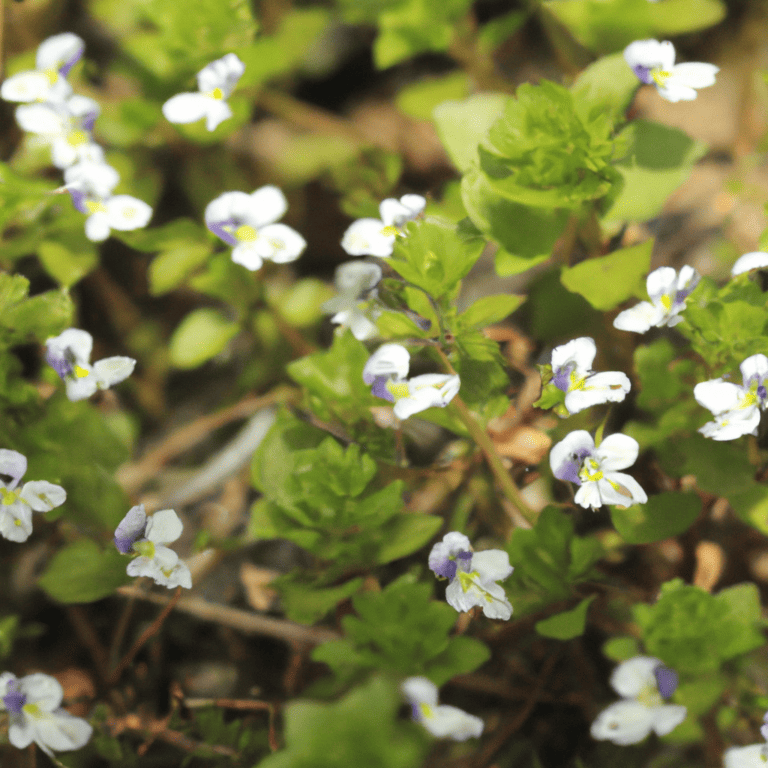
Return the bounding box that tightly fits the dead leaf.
[239,564,280,612]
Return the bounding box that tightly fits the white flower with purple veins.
[0,33,84,104]
[428,531,513,620]
[732,251,768,276]
[624,39,718,102]
[0,672,92,756]
[550,430,647,510]
[0,450,66,543]
[402,677,483,740]
[46,328,136,401]
[550,337,630,415]
[115,505,192,589]
[363,343,460,420]
[321,261,382,340]
[205,186,307,271]
[613,265,699,334]
[694,354,768,441]
[341,194,426,257]
[162,53,245,131]
[14,94,100,169]
[67,185,152,242]
[591,656,686,745]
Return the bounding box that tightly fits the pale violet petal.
[0,449,27,488]
[363,344,410,383]
[623,39,675,72]
[551,337,596,376]
[650,704,687,736]
[162,92,212,125]
[590,700,656,745]
[610,656,661,698]
[248,185,288,228]
[402,677,439,708]
[19,481,66,512]
[693,379,743,415]
[114,504,147,553]
[145,508,183,545]
[35,33,84,72]
[740,354,768,386]
[256,223,307,263]
[732,251,768,276]
[550,430,594,479]
[595,433,640,471]
[197,53,245,97]
[613,302,664,333]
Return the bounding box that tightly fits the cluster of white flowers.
[0,672,92,757]
[114,505,192,589]
[0,33,153,242]
[624,39,718,102]
[428,531,513,620]
[362,343,460,420]
[0,449,66,542]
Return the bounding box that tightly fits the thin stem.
[434,350,536,528]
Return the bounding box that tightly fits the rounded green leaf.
[610,492,701,544]
[169,308,240,369]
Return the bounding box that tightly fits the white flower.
[14,95,100,169]
[322,261,382,340]
[45,328,136,400]
[591,656,686,745]
[731,251,768,276]
[0,672,92,756]
[205,186,306,270]
[0,33,84,104]
[428,531,513,620]
[550,430,647,510]
[116,505,192,589]
[614,266,699,333]
[341,194,426,257]
[0,450,66,543]
[624,39,718,102]
[694,354,768,441]
[64,146,121,198]
[67,186,152,242]
[724,745,768,768]
[402,677,483,740]
[162,53,245,131]
[363,344,460,419]
[549,337,630,415]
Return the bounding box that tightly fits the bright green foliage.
[610,492,701,544]
[570,53,640,123]
[561,239,652,310]
[312,578,490,686]
[634,580,764,675]
[258,676,429,768]
[605,121,707,222]
[506,507,603,615]
[38,540,132,603]
[602,636,640,662]
[457,294,525,331]
[535,596,595,640]
[169,308,241,369]
[387,217,485,299]
[0,616,19,660]
[396,73,470,122]
[543,0,726,52]
[479,81,623,210]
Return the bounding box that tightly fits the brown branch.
[66,606,110,682]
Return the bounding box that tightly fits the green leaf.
[168,308,240,369]
[375,515,443,564]
[148,243,212,295]
[433,94,507,172]
[277,576,364,625]
[258,676,428,768]
[560,239,652,311]
[571,53,639,121]
[610,492,701,544]
[396,72,471,122]
[605,120,707,222]
[535,596,595,640]
[37,241,98,288]
[38,540,132,603]
[602,636,640,662]
[459,294,525,330]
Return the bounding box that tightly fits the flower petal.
[590,700,657,745]
[564,371,630,414]
[231,243,263,271]
[670,62,718,89]
[114,504,147,553]
[471,549,513,582]
[0,449,27,489]
[363,344,410,384]
[425,705,484,740]
[145,508,183,545]
[595,433,639,471]
[0,503,33,542]
[650,704,687,736]
[84,212,111,242]
[19,481,66,512]
[693,379,743,415]
[610,656,661,698]
[601,472,648,506]
[204,100,232,131]
[248,185,288,228]
[341,218,394,257]
[196,53,245,97]
[402,677,438,708]
[93,356,136,388]
[740,354,768,387]
[613,301,665,333]
[732,251,768,276]
[36,33,85,73]
[105,195,152,231]
[33,709,93,753]
[20,674,63,712]
[550,430,594,482]
[162,92,213,125]
[724,745,768,768]
[256,223,307,263]
[551,337,596,376]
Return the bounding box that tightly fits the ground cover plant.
[0,0,768,766]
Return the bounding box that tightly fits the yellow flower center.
[133,540,155,559]
[235,225,258,242]
[1,488,18,506]
[385,380,410,401]
[419,703,433,719]
[209,87,224,100]
[43,68,59,85]
[74,365,90,379]
[637,683,663,708]
[579,458,603,483]
[660,294,672,311]
[85,201,107,215]
[569,371,586,391]
[380,225,399,237]
[23,703,42,717]
[741,390,758,409]
[67,130,89,146]
[651,69,672,88]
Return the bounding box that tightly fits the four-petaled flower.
[363,343,460,420]
[0,33,84,104]
[428,531,513,620]
[0,672,92,756]
[402,677,483,740]
[731,251,768,277]
[694,354,768,441]
[591,656,686,745]
[162,53,245,131]
[341,194,426,257]
[548,337,630,415]
[205,186,307,270]
[321,261,382,340]
[0,450,66,543]
[45,328,136,401]
[114,505,192,589]
[67,186,153,242]
[614,266,699,333]
[624,39,718,102]
[550,430,647,510]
